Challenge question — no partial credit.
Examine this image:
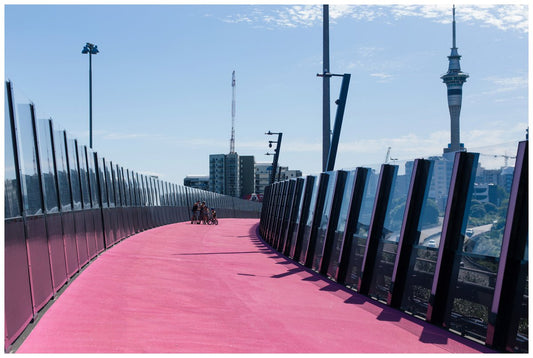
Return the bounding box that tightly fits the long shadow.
[271,267,304,279]
[175,251,264,256]
[251,223,494,352]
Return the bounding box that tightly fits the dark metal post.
[277,179,296,252]
[388,159,433,308]
[89,52,93,148]
[304,173,330,267]
[337,167,369,284]
[357,164,397,295]
[82,43,98,149]
[326,74,351,172]
[319,170,348,275]
[426,151,479,326]
[283,178,305,256]
[271,133,282,184]
[322,4,330,172]
[486,140,528,352]
[292,176,315,261]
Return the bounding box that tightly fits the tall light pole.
[265,131,283,185]
[322,4,331,172]
[82,42,99,149]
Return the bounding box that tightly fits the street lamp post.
[82,42,99,149]
[265,131,283,185]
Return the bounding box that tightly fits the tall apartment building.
[209,153,255,198]
[254,163,302,195]
[183,175,209,191]
[240,155,255,199]
[254,163,272,196]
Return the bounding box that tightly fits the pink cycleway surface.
[17,219,492,353]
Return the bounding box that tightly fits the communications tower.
[230,70,236,154]
[441,5,469,154]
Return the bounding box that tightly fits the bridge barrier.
[259,142,528,353]
[4,81,262,351]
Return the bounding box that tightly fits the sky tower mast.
[441,5,469,153]
[230,70,236,154]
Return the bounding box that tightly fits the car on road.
[466,228,474,237]
[427,239,437,248]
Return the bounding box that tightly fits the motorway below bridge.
[15,219,492,353]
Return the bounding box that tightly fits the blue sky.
[4,3,529,184]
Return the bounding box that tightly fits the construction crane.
[384,147,391,164]
[230,70,236,154]
[384,147,398,164]
[480,153,516,167]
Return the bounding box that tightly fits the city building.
[278,167,302,181]
[209,153,240,197]
[183,175,209,191]
[240,155,255,199]
[254,163,302,195]
[254,163,272,196]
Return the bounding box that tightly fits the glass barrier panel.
[311,172,337,270]
[144,175,151,206]
[86,147,99,208]
[401,156,452,318]
[98,157,108,208]
[344,167,380,290]
[326,170,356,279]
[15,104,43,216]
[111,163,121,207]
[118,166,127,206]
[53,129,71,211]
[444,145,515,343]
[105,159,115,207]
[130,170,138,206]
[35,118,59,213]
[368,163,412,301]
[66,138,82,210]
[298,176,320,262]
[4,90,22,218]
[122,168,130,206]
[77,143,91,209]
[287,178,306,256]
[141,174,148,206]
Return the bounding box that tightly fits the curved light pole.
[82,42,99,149]
[265,131,283,184]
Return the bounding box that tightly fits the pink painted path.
[17,219,492,353]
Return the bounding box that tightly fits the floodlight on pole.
[82,42,99,149]
[265,131,283,184]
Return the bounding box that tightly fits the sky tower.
[441,5,469,154]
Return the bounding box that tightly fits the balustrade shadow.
[259,141,528,353]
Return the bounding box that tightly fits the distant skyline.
[4,3,529,184]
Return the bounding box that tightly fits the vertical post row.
[304,173,330,267]
[283,178,305,256]
[292,176,316,261]
[337,167,369,284]
[319,170,347,275]
[486,140,528,352]
[426,151,479,326]
[357,164,397,294]
[276,180,295,252]
[388,159,433,308]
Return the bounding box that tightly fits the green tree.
[420,199,439,227]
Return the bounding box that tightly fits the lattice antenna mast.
[230,70,236,154]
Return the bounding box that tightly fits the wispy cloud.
[370,72,394,82]
[219,5,528,33]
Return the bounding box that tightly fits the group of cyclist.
[191,201,218,225]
